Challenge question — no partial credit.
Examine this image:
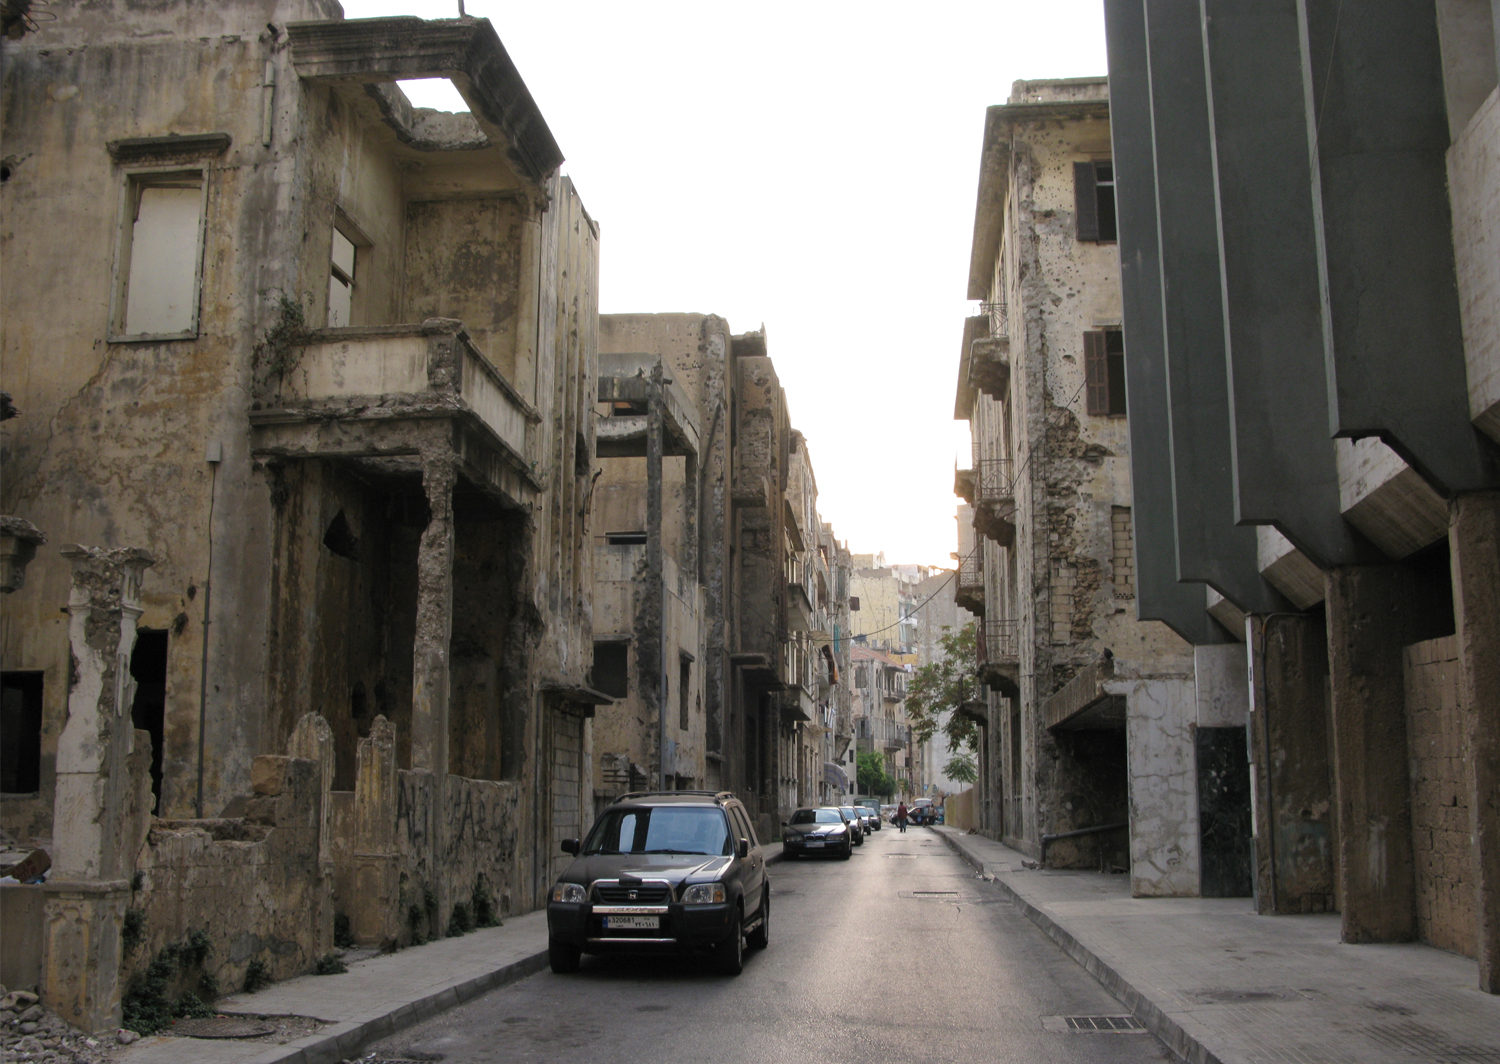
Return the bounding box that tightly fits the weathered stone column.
[1325,566,1417,943]
[43,546,154,1032]
[411,451,456,776]
[1246,613,1337,914]
[1450,492,1500,991]
[287,713,334,958]
[350,715,400,945]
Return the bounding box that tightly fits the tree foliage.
[944,753,978,785]
[856,750,895,797]
[905,622,982,754]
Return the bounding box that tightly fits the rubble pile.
[0,988,133,1064]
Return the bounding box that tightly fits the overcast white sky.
[341,0,1109,567]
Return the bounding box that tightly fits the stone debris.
[0,984,126,1064]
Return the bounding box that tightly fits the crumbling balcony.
[974,459,1016,547]
[955,551,985,615]
[251,319,542,505]
[978,618,1020,698]
[969,304,1011,400]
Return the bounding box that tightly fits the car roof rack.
[615,790,736,803]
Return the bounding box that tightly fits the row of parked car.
[780,799,885,859]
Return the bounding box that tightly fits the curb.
[230,948,551,1064]
[932,829,1223,1064]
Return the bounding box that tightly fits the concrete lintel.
[286,17,564,182]
[1202,0,1372,568]
[1104,0,1239,643]
[1300,1,1496,493]
[1144,0,1284,613]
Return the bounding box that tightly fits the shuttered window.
[1084,329,1128,416]
[1074,159,1117,243]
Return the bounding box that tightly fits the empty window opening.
[328,227,356,327]
[114,171,205,339]
[396,78,469,113]
[1085,329,1128,417]
[592,641,629,699]
[608,400,648,417]
[605,531,647,546]
[323,509,361,560]
[1074,159,1117,243]
[679,656,692,732]
[0,672,43,794]
[129,630,168,813]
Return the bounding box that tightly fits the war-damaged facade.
[0,2,602,1029]
[1099,0,1500,990]
[954,78,1211,892]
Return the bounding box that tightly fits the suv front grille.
[594,884,672,905]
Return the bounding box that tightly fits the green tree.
[856,750,895,797]
[944,753,978,785]
[905,622,982,754]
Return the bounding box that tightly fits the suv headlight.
[681,883,726,905]
[551,882,586,904]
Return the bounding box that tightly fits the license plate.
[603,915,659,930]
[805,840,824,848]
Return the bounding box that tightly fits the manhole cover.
[172,1016,278,1039]
[1186,987,1301,1005]
[1042,1015,1147,1033]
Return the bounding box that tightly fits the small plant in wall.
[314,952,347,975]
[257,292,315,380]
[243,958,272,993]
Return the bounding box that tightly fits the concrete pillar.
[411,451,455,775]
[646,362,667,788]
[1246,613,1337,914]
[44,545,154,1032]
[1325,566,1418,942]
[1450,493,1500,991]
[1125,677,1200,897]
[287,712,334,958]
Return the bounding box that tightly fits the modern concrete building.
[1101,0,1500,990]
[955,78,1227,895]
[1,3,603,1028]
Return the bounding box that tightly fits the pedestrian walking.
[896,801,908,832]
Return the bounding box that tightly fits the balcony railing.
[978,619,1020,667]
[977,459,1014,502]
[981,301,1008,337]
[956,550,985,615]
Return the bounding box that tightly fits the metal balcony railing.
[957,553,984,591]
[979,619,1020,666]
[977,459,1015,502]
[981,301,1008,337]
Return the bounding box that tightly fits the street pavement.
[114,825,1500,1064]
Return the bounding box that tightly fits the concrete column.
[411,451,456,775]
[1325,566,1417,942]
[44,545,155,1032]
[647,362,667,788]
[1450,492,1500,991]
[1246,613,1337,914]
[287,712,334,958]
[1125,677,1201,897]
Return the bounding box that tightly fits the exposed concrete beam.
[1104,0,1231,644]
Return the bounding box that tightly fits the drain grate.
[1366,1021,1500,1063]
[1042,1015,1147,1033]
[884,853,919,859]
[911,890,959,896]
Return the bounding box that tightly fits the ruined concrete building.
[1,2,602,1028]
[1099,0,1500,991]
[954,78,1218,892]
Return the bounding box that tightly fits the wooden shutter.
[1074,161,1099,242]
[1084,331,1109,414]
[1106,330,1128,415]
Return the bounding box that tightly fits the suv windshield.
[582,806,731,856]
[790,808,843,825]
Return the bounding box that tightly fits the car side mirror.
[781,821,789,828]
[737,837,750,859]
[561,838,580,855]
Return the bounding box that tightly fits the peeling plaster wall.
[1122,676,1201,896]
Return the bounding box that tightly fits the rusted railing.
[981,301,1008,336]
[979,619,1020,665]
[958,552,983,591]
[977,458,1014,502]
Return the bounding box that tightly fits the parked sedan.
[781,807,853,859]
[838,806,865,845]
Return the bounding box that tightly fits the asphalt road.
[362,826,1178,1064]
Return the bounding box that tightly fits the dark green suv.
[545,791,770,975]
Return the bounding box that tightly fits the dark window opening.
[575,431,591,477]
[1085,330,1128,417]
[849,596,860,612]
[129,630,168,813]
[679,656,691,731]
[592,641,629,699]
[1074,159,1118,243]
[609,400,648,417]
[605,531,647,546]
[323,508,360,560]
[1,672,43,793]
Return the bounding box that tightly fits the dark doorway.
[0,672,43,793]
[130,630,168,813]
[1197,726,1254,897]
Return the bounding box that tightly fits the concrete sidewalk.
[117,846,789,1064]
[932,825,1500,1064]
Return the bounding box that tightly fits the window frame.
[327,209,373,328]
[1074,158,1118,244]
[1084,328,1128,417]
[108,167,209,343]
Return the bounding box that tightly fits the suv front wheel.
[746,888,769,950]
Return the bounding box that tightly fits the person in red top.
[895,801,908,833]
